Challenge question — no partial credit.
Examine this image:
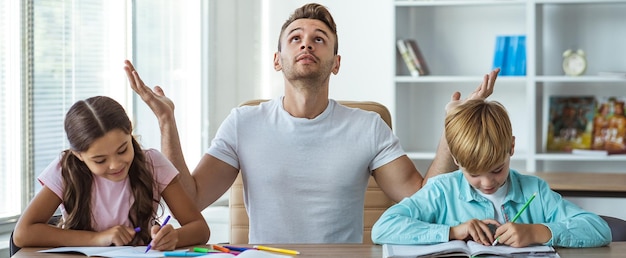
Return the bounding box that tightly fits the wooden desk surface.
[13,242,626,258]
[528,172,626,197]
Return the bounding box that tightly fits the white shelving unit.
[394,0,626,173]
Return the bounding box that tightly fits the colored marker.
[492,192,537,246]
[145,215,171,253]
[163,251,206,257]
[253,245,300,255]
[193,247,221,253]
[211,245,230,253]
[193,247,213,253]
[223,245,255,252]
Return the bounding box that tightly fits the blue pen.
[163,251,206,257]
[223,245,255,252]
[145,215,171,253]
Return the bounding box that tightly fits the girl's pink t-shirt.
[38,148,178,231]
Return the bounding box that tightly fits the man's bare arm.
[372,155,423,202]
[125,60,237,209]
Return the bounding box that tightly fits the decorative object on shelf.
[592,96,626,152]
[562,49,587,76]
[546,96,596,152]
[491,35,526,76]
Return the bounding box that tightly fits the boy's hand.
[450,219,500,246]
[148,224,178,251]
[96,225,137,246]
[493,223,551,247]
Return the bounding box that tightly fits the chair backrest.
[9,231,19,257]
[229,99,395,244]
[601,215,626,241]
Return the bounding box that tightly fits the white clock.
[562,49,587,76]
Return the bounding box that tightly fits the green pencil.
[492,192,537,246]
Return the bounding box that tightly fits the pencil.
[253,245,300,255]
[492,192,537,246]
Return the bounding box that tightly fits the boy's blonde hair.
[445,99,513,174]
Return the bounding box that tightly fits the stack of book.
[492,35,526,76]
[396,39,429,77]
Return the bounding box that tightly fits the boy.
[371,99,611,248]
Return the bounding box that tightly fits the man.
[125,3,499,243]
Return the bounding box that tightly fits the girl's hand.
[148,224,178,251]
[450,219,500,246]
[97,225,137,246]
[493,223,551,247]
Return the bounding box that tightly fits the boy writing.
[371,99,611,248]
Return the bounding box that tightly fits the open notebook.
[39,246,290,258]
[383,240,559,258]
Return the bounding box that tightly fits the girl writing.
[14,96,209,250]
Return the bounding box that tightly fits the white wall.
[208,0,394,138]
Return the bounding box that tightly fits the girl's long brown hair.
[59,96,161,245]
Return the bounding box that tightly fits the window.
[132,0,203,167]
[31,0,130,194]
[0,0,205,233]
[0,0,23,223]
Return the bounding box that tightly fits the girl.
[14,96,209,250]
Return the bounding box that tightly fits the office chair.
[601,215,626,241]
[229,99,395,244]
[10,215,61,257]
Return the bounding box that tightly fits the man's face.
[274,18,340,84]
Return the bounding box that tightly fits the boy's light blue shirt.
[371,169,611,247]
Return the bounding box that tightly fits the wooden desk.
[529,172,626,197]
[13,242,626,258]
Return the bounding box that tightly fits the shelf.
[406,151,528,161]
[395,76,527,83]
[535,0,626,3]
[395,0,626,173]
[395,0,526,7]
[535,153,626,161]
[536,76,626,83]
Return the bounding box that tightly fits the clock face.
[563,52,587,76]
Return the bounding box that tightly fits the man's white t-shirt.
[208,97,406,243]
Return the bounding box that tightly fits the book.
[39,246,290,258]
[572,148,626,156]
[492,35,526,76]
[592,96,626,152]
[492,35,509,73]
[404,39,429,76]
[382,240,558,258]
[546,96,596,152]
[514,35,527,76]
[503,35,519,76]
[39,246,168,257]
[397,39,420,77]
